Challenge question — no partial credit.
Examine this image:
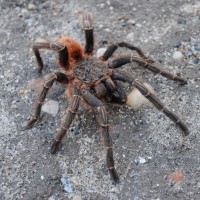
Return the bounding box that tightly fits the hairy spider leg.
[108,81,127,104]
[110,69,189,136]
[108,54,187,85]
[94,76,127,104]
[81,88,119,183]
[32,40,68,73]
[82,11,94,54]
[101,41,154,63]
[103,77,127,104]
[25,72,69,128]
[51,85,81,154]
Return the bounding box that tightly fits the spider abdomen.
[73,57,107,84]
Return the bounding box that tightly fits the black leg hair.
[103,78,127,104]
[51,85,81,153]
[82,11,94,54]
[104,77,116,92]
[101,42,154,62]
[94,82,108,98]
[110,69,189,135]
[25,72,69,129]
[108,54,187,85]
[81,88,119,183]
[32,40,69,73]
[94,78,127,104]
[109,81,127,104]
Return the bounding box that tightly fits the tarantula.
[25,12,189,183]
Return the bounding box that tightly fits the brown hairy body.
[25,12,189,183]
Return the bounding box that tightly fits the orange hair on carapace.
[58,37,83,63]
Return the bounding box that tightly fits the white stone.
[172,51,184,60]
[42,100,59,116]
[138,157,147,164]
[96,48,107,57]
[135,157,147,165]
[126,82,154,110]
[106,1,111,6]
[97,3,105,9]
[181,4,195,14]
[127,19,136,25]
[98,24,104,29]
[48,197,55,200]
[126,32,134,42]
[105,28,111,32]
[61,176,73,193]
[28,3,36,10]
[109,6,114,11]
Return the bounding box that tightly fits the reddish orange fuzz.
[58,37,84,64]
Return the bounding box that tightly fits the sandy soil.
[1,0,200,199]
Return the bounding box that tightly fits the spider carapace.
[25,12,189,183]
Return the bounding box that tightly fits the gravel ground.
[1,0,200,200]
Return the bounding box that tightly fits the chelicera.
[25,12,189,183]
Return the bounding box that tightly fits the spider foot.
[176,72,187,85]
[36,65,45,74]
[24,118,38,129]
[51,140,60,154]
[109,168,120,183]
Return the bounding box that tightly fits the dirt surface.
[1,0,200,200]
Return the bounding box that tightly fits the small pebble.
[181,4,195,14]
[126,82,154,110]
[134,196,139,200]
[194,46,200,51]
[41,175,44,180]
[172,51,184,60]
[42,100,59,116]
[48,197,55,200]
[173,41,182,48]
[97,3,105,9]
[18,88,27,95]
[96,48,107,57]
[61,176,73,193]
[138,157,147,164]
[105,28,111,32]
[28,3,36,10]
[132,7,137,11]
[127,19,136,25]
[135,157,147,165]
[106,1,111,6]
[109,6,114,11]
[197,182,200,188]
[126,32,134,42]
[71,177,80,186]
[98,24,104,29]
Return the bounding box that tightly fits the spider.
[25,12,189,183]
